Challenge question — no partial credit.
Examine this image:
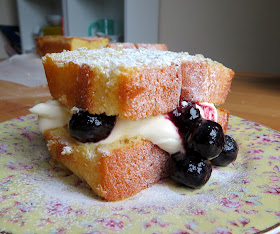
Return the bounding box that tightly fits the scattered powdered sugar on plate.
[43,47,202,74]
[17,151,249,212]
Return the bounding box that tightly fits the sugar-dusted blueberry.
[168,100,201,136]
[171,150,212,189]
[185,119,225,160]
[211,135,239,166]
[69,111,116,143]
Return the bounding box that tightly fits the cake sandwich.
[30,47,237,201]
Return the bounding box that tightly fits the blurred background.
[0,0,279,74]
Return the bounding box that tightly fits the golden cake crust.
[217,108,229,134]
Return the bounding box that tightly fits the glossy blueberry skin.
[185,119,225,160]
[211,135,239,166]
[69,111,116,143]
[171,151,212,189]
[168,100,201,137]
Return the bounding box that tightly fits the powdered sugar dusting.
[43,47,202,75]
[61,146,73,155]
[19,163,248,211]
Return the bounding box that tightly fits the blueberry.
[211,135,239,166]
[69,111,116,143]
[168,100,201,136]
[171,151,212,189]
[186,119,225,160]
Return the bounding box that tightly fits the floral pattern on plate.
[0,115,279,233]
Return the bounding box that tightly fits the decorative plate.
[0,115,279,233]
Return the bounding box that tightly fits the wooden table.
[0,71,280,132]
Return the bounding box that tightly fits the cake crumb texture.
[181,59,234,104]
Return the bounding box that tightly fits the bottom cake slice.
[45,127,171,201]
[44,108,229,201]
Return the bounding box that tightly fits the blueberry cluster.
[168,100,238,189]
[68,103,238,190]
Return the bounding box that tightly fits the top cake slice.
[43,47,233,120]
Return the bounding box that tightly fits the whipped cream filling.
[29,100,70,133]
[30,100,217,155]
[98,115,182,154]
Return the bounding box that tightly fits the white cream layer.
[30,100,217,155]
[29,100,183,154]
[98,115,182,154]
[29,100,70,133]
